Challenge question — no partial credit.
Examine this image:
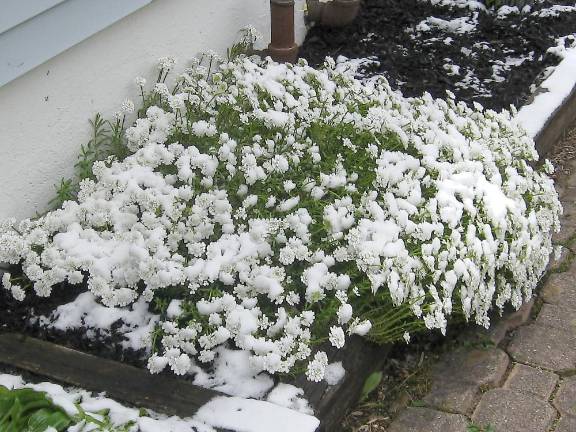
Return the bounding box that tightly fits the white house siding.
[0,0,307,219]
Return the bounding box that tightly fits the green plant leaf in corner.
[24,408,72,432]
[360,371,383,402]
[0,385,72,432]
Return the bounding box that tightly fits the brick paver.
[507,324,576,371]
[554,377,576,417]
[535,303,576,331]
[387,407,469,432]
[555,415,576,432]
[423,379,478,415]
[471,389,556,432]
[429,348,509,388]
[542,271,576,309]
[503,363,558,400]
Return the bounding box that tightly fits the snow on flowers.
[0,47,560,383]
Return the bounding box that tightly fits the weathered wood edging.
[0,333,222,418]
[0,331,388,432]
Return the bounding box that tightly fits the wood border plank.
[0,332,221,418]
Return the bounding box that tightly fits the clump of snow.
[418,0,486,10]
[496,5,520,19]
[41,291,159,351]
[192,347,274,398]
[532,4,576,18]
[266,383,314,414]
[194,396,320,432]
[414,15,479,34]
[324,361,346,385]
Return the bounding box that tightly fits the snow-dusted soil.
[301,0,576,111]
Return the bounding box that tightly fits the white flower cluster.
[0,54,560,382]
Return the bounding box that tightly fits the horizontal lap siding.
[0,0,152,87]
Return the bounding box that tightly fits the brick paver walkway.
[386,167,576,431]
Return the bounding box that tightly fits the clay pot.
[307,0,361,27]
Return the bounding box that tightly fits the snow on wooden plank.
[0,332,220,417]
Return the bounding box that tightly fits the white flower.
[1,272,11,289]
[329,326,345,349]
[147,354,168,374]
[283,180,296,192]
[153,83,170,97]
[306,351,328,382]
[337,303,353,324]
[403,331,411,344]
[11,285,25,301]
[349,319,372,336]
[121,99,135,114]
[199,350,215,363]
[169,353,191,375]
[135,76,147,87]
[158,56,177,71]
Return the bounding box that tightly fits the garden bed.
[300,0,576,112]
[0,27,568,431]
[0,283,386,431]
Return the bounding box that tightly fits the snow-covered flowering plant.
[0,31,560,382]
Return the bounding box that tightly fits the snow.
[418,0,485,10]
[192,346,274,399]
[532,5,576,18]
[266,383,314,414]
[324,361,346,385]
[497,5,519,19]
[517,35,576,138]
[415,15,478,34]
[194,396,320,432]
[44,291,159,351]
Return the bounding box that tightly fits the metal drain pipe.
[267,0,298,63]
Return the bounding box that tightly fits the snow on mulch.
[300,0,576,111]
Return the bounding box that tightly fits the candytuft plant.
[0,27,560,383]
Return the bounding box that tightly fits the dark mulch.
[300,0,576,110]
[0,280,147,367]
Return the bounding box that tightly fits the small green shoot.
[360,371,383,402]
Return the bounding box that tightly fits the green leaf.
[360,371,383,401]
[0,385,72,432]
[24,408,72,432]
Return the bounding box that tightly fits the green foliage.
[360,371,383,402]
[0,385,72,432]
[50,112,128,210]
[227,27,259,61]
[0,385,141,432]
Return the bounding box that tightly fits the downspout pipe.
[267,0,299,63]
